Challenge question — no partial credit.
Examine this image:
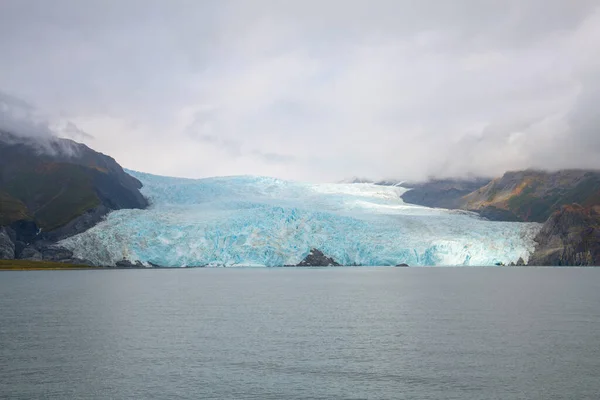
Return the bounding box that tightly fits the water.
[1,267,599,399]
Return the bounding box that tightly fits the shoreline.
[0,260,110,270]
[2,260,598,270]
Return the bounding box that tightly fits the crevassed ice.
[60,171,542,267]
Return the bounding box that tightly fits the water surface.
[1,267,599,399]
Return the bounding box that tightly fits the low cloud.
[0,91,92,158]
[250,150,297,165]
[0,90,54,138]
[56,121,95,141]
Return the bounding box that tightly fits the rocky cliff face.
[528,205,600,266]
[0,227,15,259]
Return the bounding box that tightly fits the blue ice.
[60,171,541,267]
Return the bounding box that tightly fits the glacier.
[60,171,542,267]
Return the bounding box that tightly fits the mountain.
[0,131,148,244]
[397,170,600,223]
[397,170,600,265]
[399,178,492,209]
[338,177,374,184]
[460,170,600,223]
[528,204,600,266]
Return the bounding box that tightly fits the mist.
[0,92,88,158]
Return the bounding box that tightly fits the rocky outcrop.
[19,246,42,261]
[35,244,96,265]
[0,227,15,259]
[8,220,41,243]
[115,259,146,268]
[509,257,526,266]
[528,205,600,266]
[44,205,110,241]
[297,249,340,266]
[39,245,74,262]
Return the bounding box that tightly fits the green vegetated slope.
[2,163,101,230]
[0,131,148,231]
[0,191,31,225]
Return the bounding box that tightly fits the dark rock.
[32,240,57,250]
[148,261,169,268]
[395,263,409,267]
[0,227,15,259]
[9,220,41,243]
[478,206,522,222]
[528,204,600,266]
[3,226,17,243]
[115,259,145,268]
[19,245,42,261]
[14,240,27,258]
[516,257,525,266]
[60,258,95,266]
[297,249,340,267]
[40,245,74,262]
[45,206,110,241]
[400,178,492,209]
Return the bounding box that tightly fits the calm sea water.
[1,267,599,399]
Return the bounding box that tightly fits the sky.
[1,0,600,182]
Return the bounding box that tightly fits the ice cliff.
[60,171,541,267]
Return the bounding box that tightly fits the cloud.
[0,90,54,138]
[250,150,297,165]
[54,121,95,141]
[1,0,600,182]
[0,90,93,157]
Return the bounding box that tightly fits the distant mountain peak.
[338,177,374,184]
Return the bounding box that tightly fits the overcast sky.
[1,0,600,182]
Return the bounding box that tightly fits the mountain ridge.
[395,169,600,265]
[0,131,148,262]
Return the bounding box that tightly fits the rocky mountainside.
[399,178,492,209]
[0,131,148,262]
[460,170,600,223]
[528,204,600,266]
[398,170,600,223]
[397,170,600,265]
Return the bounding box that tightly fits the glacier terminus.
[60,171,542,267]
